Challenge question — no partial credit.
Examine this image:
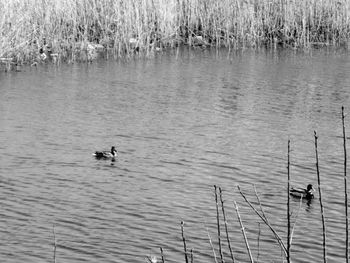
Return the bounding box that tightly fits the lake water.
[1,48,350,263]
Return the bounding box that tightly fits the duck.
[93,146,117,159]
[290,184,315,200]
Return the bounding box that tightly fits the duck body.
[93,146,117,159]
[290,184,314,200]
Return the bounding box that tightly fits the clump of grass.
[1,0,350,67]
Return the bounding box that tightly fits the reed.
[181,221,189,263]
[160,247,165,263]
[290,196,303,248]
[214,185,225,263]
[314,131,327,263]
[1,0,350,67]
[238,185,287,257]
[205,223,218,263]
[342,106,349,263]
[52,224,57,263]
[219,187,236,263]
[252,185,268,222]
[234,201,254,263]
[287,140,291,263]
[256,222,261,263]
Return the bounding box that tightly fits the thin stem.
[53,224,57,263]
[253,185,268,222]
[287,139,291,263]
[290,196,303,246]
[234,201,254,263]
[206,225,219,263]
[256,222,261,263]
[314,131,327,263]
[160,247,165,263]
[181,221,189,263]
[219,187,235,263]
[238,186,287,257]
[214,185,225,263]
[342,106,349,263]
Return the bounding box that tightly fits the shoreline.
[1,0,350,70]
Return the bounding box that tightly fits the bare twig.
[256,222,261,263]
[214,185,225,263]
[234,201,254,263]
[206,225,219,263]
[219,187,235,262]
[287,139,291,263]
[314,131,327,263]
[181,221,189,263]
[290,196,303,246]
[160,247,165,263]
[238,186,287,257]
[253,185,268,222]
[53,224,57,263]
[342,106,349,263]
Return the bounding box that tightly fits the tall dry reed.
[342,106,349,262]
[1,0,350,66]
[314,131,327,263]
[287,139,291,263]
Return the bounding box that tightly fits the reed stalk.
[238,186,287,257]
[214,185,225,263]
[253,185,268,222]
[52,224,57,263]
[234,201,254,263]
[342,106,349,263]
[314,131,327,263]
[256,222,261,263]
[1,0,350,66]
[160,247,165,263]
[287,139,291,263]
[219,187,236,263]
[181,221,189,263]
[290,196,303,246]
[206,225,219,263]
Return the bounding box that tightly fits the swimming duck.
[290,184,314,199]
[93,146,117,159]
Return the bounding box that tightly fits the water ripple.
[1,49,350,263]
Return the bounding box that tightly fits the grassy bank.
[1,0,350,67]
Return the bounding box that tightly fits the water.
[1,48,350,263]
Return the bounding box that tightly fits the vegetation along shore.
[1,0,350,69]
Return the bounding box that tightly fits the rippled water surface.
[1,48,350,263]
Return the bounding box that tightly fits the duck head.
[305,184,315,200]
[306,184,314,192]
[110,146,117,156]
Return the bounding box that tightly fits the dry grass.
[0,0,350,66]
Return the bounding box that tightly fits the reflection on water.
[1,48,350,262]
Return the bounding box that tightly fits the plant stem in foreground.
[287,139,291,263]
[314,131,327,263]
[234,201,254,263]
[219,187,235,263]
[214,185,225,263]
[342,106,349,263]
[181,221,189,263]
